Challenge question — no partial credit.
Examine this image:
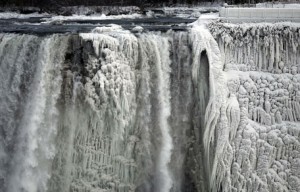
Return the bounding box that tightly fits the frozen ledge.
[220,7,300,22]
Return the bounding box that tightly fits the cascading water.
[1,20,300,192]
[0,19,220,192]
[0,26,212,192]
[148,34,173,192]
[0,34,68,192]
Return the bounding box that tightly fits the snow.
[188,13,219,27]
[132,26,143,32]
[42,13,143,24]
[156,6,220,18]
[220,7,300,22]
[199,12,219,19]
[0,12,49,19]
[256,3,300,8]
[59,6,140,16]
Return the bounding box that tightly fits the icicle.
[226,93,240,141]
[275,111,283,124]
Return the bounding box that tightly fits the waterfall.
[0,25,221,192]
[1,20,298,192]
[0,26,213,192]
[150,35,173,192]
[0,34,68,192]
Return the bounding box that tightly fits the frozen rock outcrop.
[204,22,300,192]
[1,19,300,192]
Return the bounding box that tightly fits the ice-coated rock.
[0,18,299,192]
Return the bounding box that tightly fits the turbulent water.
[0,21,300,192]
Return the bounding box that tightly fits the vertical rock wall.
[207,22,300,192]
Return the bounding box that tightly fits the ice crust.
[204,22,300,192]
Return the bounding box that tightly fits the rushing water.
[2,17,300,192]
[0,34,68,192]
[0,26,211,192]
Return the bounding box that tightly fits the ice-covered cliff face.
[0,21,299,192]
[206,22,300,192]
[0,25,220,192]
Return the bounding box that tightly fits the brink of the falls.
[0,21,300,192]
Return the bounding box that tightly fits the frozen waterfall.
[0,21,300,192]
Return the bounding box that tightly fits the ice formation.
[205,22,300,192]
[0,19,300,192]
[42,13,143,24]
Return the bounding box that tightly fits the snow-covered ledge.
[220,8,300,22]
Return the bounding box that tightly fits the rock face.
[0,21,299,192]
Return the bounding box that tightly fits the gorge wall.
[208,22,300,192]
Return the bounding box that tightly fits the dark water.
[0,17,196,34]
